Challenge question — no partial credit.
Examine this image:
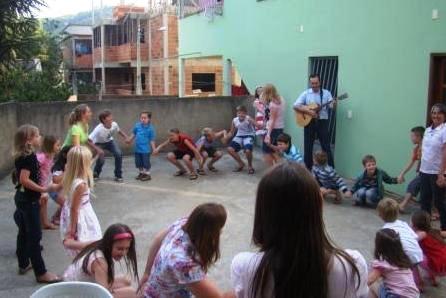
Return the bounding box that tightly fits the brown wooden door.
[428,55,446,122]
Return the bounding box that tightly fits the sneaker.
[135,173,143,180]
[140,173,152,181]
[114,177,124,183]
[18,264,32,275]
[93,173,99,181]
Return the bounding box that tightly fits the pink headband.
[113,232,133,241]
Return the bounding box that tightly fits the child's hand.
[437,174,446,188]
[46,183,59,193]
[153,149,159,155]
[344,191,353,198]
[397,175,405,184]
[264,134,271,144]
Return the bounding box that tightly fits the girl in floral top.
[140,203,227,298]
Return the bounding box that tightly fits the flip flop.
[36,277,62,284]
[174,170,186,177]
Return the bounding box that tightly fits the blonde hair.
[69,104,90,126]
[260,84,281,104]
[377,198,399,223]
[62,146,93,196]
[202,127,213,136]
[13,125,39,158]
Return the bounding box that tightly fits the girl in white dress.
[60,146,102,256]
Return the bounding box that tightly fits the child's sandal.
[173,170,186,177]
[189,173,198,180]
[197,168,206,175]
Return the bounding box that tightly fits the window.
[192,73,216,92]
[141,73,146,90]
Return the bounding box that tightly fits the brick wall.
[168,15,178,57]
[184,58,224,97]
[74,54,93,68]
[150,15,164,59]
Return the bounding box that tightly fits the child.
[411,210,446,286]
[196,127,228,174]
[13,124,61,283]
[37,135,61,229]
[397,126,425,212]
[377,198,424,289]
[154,128,203,180]
[64,223,138,296]
[312,150,352,204]
[253,86,267,136]
[60,146,102,257]
[368,229,420,298]
[276,133,304,164]
[227,105,257,174]
[49,145,72,225]
[352,155,399,207]
[126,111,156,181]
[89,110,129,182]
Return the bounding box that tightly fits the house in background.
[61,24,94,95]
[178,0,446,194]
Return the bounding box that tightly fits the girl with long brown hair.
[230,162,368,297]
[140,203,229,297]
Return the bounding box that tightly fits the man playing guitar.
[293,74,335,169]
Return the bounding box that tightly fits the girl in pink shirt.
[368,228,420,298]
[37,136,61,229]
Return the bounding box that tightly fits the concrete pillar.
[223,58,232,96]
[136,17,142,95]
[178,58,185,97]
[163,13,169,95]
[148,16,153,95]
[72,71,78,95]
[100,24,106,97]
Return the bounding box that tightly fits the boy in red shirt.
[154,128,203,180]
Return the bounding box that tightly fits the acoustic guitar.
[295,92,349,127]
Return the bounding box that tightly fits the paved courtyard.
[0,152,444,297]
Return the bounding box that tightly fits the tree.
[0,0,45,70]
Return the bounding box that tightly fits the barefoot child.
[352,155,400,207]
[64,223,139,297]
[90,110,129,182]
[13,125,61,283]
[377,198,424,290]
[126,111,156,181]
[397,126,425,212]
[411,210,446,286]
[312,150,352,204]
[37,135,61,229]
[196,127,227,174]
[276,133,304,164]
[368,229,419,298]
[227,105,257,174]
[60,146,102,257]
[154,128,203,180]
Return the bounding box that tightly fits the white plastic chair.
[30,281,113,298]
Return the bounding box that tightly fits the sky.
[35,0,150,18]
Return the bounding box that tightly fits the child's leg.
[167,152,187,173]
[365,188,379,207]
[245,149,254,171]
[109,141,123,179]
[199,151,208,171]
[140,154,152,181]
[182,154,195,174]
[412,264,424,291]
[93,143,106,178]
[14,207,30,271]
[23,202,47,277]
[40,194,55,229]
[399,193,413,212]
[208,150,223,168]
[353,187,367,205]
[227,144,245,170]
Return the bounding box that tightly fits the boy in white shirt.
[377,198,424,290]
[89,110,129,182]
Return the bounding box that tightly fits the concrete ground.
[0,152,444,297]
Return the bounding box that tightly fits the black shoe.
[114,177,124,183]
[140,173,152,181]
[93,173,99,181]
[135,173,143,180]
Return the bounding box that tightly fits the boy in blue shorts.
[126,111,156,181]
[227,105,256,174]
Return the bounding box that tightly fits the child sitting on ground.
[377,198,424,290]
[227,105,257,174]
[37,135,61,230]
[126,111,156,181]
[411,210,446,287]
[61,146,102,257]
[352,155,400,207]
[195,127,228,174]
[275,133,304,164]
[368,229,420,298]
[154,128,203,180]
[397,126,425,213]
[311,150,352,203]
[90,109,129,182]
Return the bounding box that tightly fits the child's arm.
[19,169,53,193]
[66,183,86,240]
[88,139,104,157]
[367,268,382,286]
[382,170,399,184]
[415,231,427,241]
[214,129,227,139]
[184,139,203,164]
[228,120,235,138]
[150,141,157,153]
[153,139,170,154]
[91,258,112,291]
[118,130,130,141]
[398,158,416,183]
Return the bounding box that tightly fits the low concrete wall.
[0,103,18,178]
[1,96,253,178]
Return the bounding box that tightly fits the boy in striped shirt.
[276,133,304,163]
[312,150,352,203]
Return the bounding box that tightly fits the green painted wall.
[179,0,446,194]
